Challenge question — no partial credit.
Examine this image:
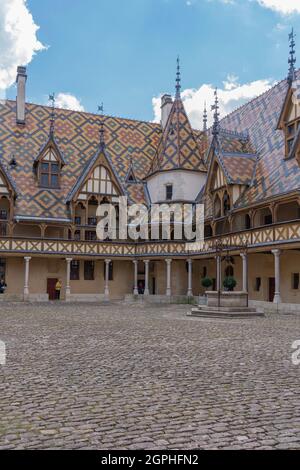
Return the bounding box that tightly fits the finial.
[98,104,105,149]
[49,93,56,136]
[211,88,220,137]
[288,28,296,85]
[98,103,104,114]
[175,56,181,98]
[203,101,208,132]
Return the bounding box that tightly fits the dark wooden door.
[269,277,275,302]
[47,278,57,300]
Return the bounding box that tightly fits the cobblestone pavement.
[0,302,299,449]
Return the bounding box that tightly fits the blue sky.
[1,0,300,127]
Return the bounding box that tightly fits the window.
[85,231,97,241]
[166,184,173,201]
[40,161,60,188]
[285,119,300,157]
[70,260,80,280]
[255,277,261,292]
[84,261,95,281]
[0,209,7,220]
[104,261,113,281]
[0,258,6,280]
[75,216,81,225]
[88,217,97,226]
[212,278,216,291]
[202,266,207,278]
[292,273,299,290]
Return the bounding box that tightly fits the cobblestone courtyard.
[0,302,299,450]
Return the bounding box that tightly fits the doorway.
[268,277,275,302]
[47,278,58,300]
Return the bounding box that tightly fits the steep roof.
[0,100,161,219]
[148,96,206,175]
[217,129,257,186]
[214,72,300,208]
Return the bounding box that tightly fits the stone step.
[192,305,257,313]
[188,310,264,318]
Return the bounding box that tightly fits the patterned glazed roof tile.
[0,100,161,218]
[149,97,206,175]
[220,154,256,185]
[216,73,300,208]
[126,183,147,205]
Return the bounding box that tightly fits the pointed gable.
[0,159,18,197]
[149,97,206,175]
[33,134,66,168]
[66,145,125,203]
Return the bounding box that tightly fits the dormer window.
[166,184,173,200]
[40,160,60,188]
[285,119,300,157]
[33,136,65,189]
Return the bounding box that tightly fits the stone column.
[187,259,193,297]
[65,258,73,302]
[133,260,139,295]
[23,256,31,301]
[104,259,111,301]
[165,259,172,296]
[216,255,221,291]
[240,252,248,293]
[272,249,282,303]
[144,260,150,296]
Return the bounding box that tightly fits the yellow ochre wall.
[2,251,300,303]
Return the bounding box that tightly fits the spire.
[211,88,220,137]
[98,104,105,150]
[48,93,56,136]
[175,56,181,98]
[203,101,208,132]
[288,28,296,85]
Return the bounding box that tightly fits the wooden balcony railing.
[0,219,300,257]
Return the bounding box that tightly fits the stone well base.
[206,291,248,308]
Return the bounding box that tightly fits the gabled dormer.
[0,159,18,222]
[66,123,125,205]
[277,29,300,160]
[125,157,138,184]
[33,136,65,189]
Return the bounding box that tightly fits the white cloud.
[256,0,300,15]
[152,75,274,128]
[208,0,300,14]
[0,0,46,97]
[54,93,85,112]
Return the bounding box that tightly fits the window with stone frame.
[166,184,173,201]
[292,273,299,290]
[84,261,95,281]
[0,258,6,281]
[70,260,80,280]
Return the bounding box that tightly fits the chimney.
[161,94,173,128]
[16,66,27,125]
